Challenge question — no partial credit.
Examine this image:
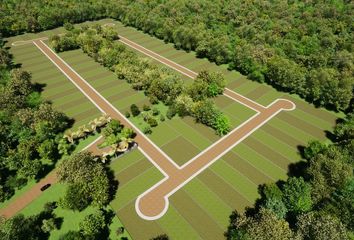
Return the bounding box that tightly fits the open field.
[4,19,343,240]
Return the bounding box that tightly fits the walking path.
[7,34,296,221]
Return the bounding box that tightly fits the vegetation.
[59,209,115,240]
[50,24,231,135]
[0,0,107,37]
[56,151,116,212]
[1,1,353,238]
[0,39,70,203]
[99,119,136,161]
[0,203,61,240]
[106,0,353,111]
[226,114,354,239]
[1,1,352,111]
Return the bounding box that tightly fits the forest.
[1,0,353,111]
[0,0,353,239]
[0,38,70,202]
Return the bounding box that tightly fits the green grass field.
[5,19,344,240]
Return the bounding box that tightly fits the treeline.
[107,0,353,111]
[0,39,71,202]
[0,0,108,37]
[2,1,352,111]
[50,24,230,135]
[226,113,354,239]
[2,1,351,118]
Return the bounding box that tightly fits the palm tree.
[83,124,93,135]
[75,126,86,139]
[117,141,129,152]
[117,137,133,152]
[95,116,106,128]
[89,120,97,132]
[101,152,110,163]
[63,130,74,144]
[99,114,112,125]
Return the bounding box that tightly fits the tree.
[0,214,43,240]
[143,126,152,134]
[64,22,74,31]
[196,70,226,97]
[143,104,151,111]
[303,140,327,160]
[296,211,348,240]
[282,177,313,214]
[57,152,112,210]
[174,94,194,117]
[264,197,288,219]
[79,210,106,238]
[37,139,57,161]
[227,208,294,240]
[152,107,160,116]
[334,113,354,142]
[58,183,90,211]
[306,146,352,203]
[130,104,140,117]
[102,119,122,137]
[41,218,57,233]
[147,117,158,127]
[321,178,354,231]
[267,56,306,94]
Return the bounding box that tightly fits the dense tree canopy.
[106,0,353,111]
[50,25,231,135]
[0,0,108,37]
[56,151,114,211]
[1,1,353,111]
[0,41,70,202]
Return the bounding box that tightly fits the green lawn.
[5,19,344,240]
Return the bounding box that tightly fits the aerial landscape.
[0,1,353,240]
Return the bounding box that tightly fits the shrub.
[166,106,176,119]
[143,104,151,111]
[116,227,124,236]
[130,104,140,117]
[152,107,160,116]
[160,115,165,122]
[148,117,158,127]
[143,126,152,134]
[125,111,131,118]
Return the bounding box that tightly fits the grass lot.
[57,48,255,167]
[9,41,101,131]
[5,19,344,240]
[16,134,132,240]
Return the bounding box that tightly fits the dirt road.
[0,136,102,218]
